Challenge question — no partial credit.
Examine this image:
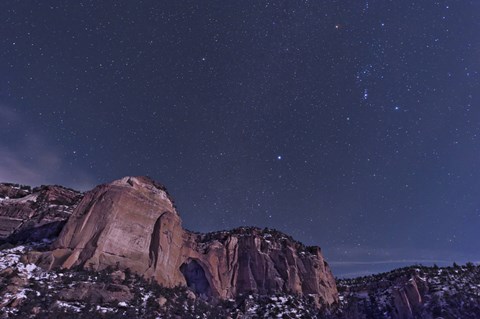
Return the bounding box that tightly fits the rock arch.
[180,259,212,297]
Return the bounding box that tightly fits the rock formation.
[335,267,451,319]
[37,176,338,306]
[391,274,429,319]
[0,183,82,243]
[189,227,338,305]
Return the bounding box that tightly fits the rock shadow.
[180,259,212,298]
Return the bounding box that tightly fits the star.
[1,0,476,279]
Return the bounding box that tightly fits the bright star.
[277,155,282,160]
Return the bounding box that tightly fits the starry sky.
[1,1,479,277]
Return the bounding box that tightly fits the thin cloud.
[0,105,20,124]
[329,259,452,266]
[0,104,96,191]
[327,243,474,278]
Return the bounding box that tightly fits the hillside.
[334,263,480,319]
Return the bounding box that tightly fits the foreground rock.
[0,183,82,243]
[37,176,338,306]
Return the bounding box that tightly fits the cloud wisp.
[0,105,95,190]
[329,259,453,266]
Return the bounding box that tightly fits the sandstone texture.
[39,176,338,306]
[0,183,82,243]
[392,274,429,319]
[190,227,338,304]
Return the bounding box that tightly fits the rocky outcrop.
[0,184,83,243]
[188,227,338,305]
[0,183,31,199]
[392,274,429,319]
[38,176,338,306]
[335,267,446,319]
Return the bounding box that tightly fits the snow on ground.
[0,245,25,270]
[56,301,83,313]
[2,193,39,204]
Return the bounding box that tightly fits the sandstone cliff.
[0,183,82,243]
[391,273,429,319]
[189,227,337,305]
[37,176,338,306]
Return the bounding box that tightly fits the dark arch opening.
[180,259,211,297]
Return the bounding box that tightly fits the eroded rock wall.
[38,176,338,306]
[0,184,82,242]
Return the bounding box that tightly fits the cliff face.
[38,176,338,306]
[0,183,82,243]
[45,176,183,284]
[391,274,428,319]
[188,228,337,304]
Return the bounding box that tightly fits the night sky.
[1,1,479,277]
